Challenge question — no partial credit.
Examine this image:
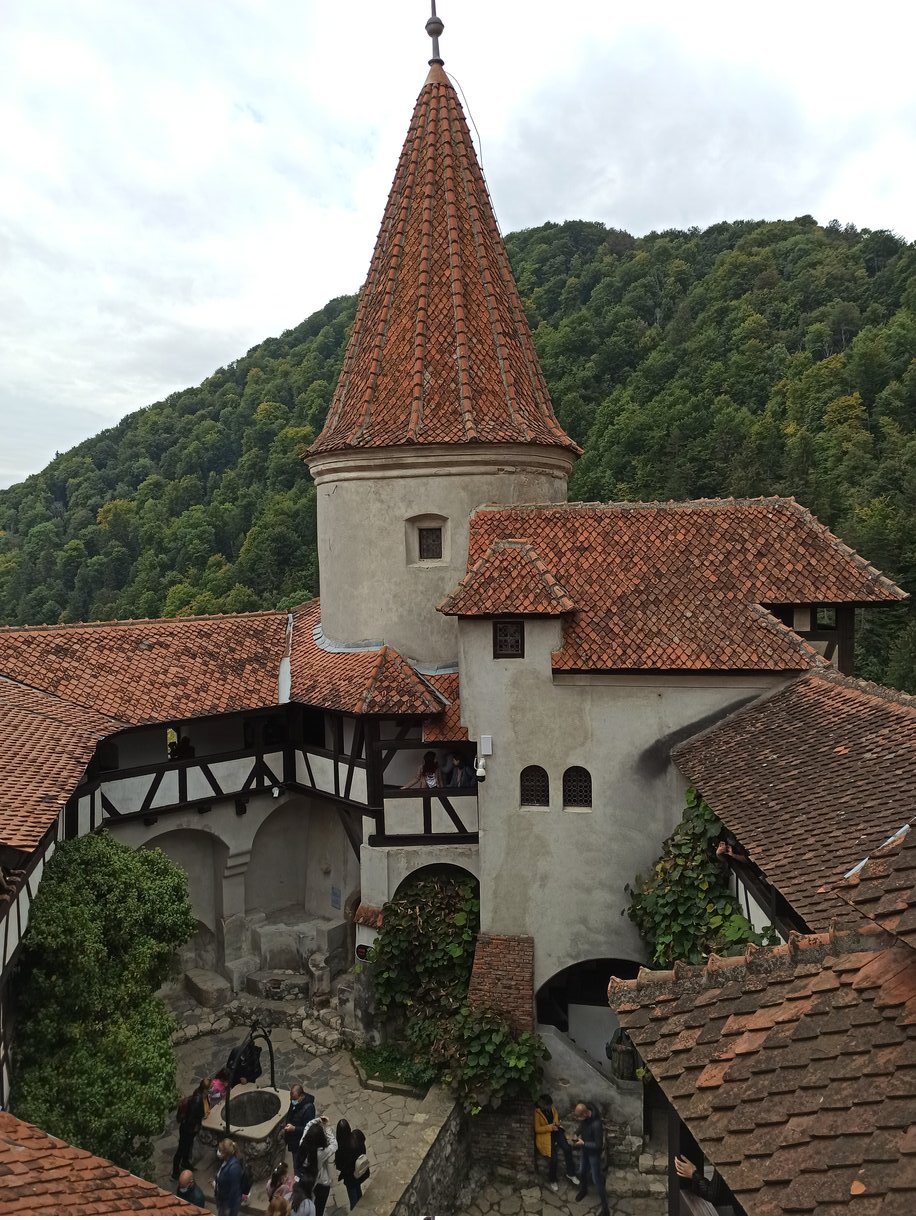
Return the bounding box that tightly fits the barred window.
[563,766,592,808]
[493,620,525,658]
[418,527,443,560]
[520,766,549,807]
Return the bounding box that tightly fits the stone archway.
[143,828,229,972]
[392,861,480,900]
[244,798,310,920]
[536,957,642,1057]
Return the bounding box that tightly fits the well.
[200,1083,290,1182]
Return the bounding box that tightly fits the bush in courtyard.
[625,788,778,967]
[11,834,195,1176]
[367,873,547,1112]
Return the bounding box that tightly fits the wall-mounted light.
[271,786,282,799]
[143,814,158,827]
[197,803,212,815]
[234,798,248,817]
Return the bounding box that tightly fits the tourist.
[172,1077,211,1179]
[214,1137,243,1216]
[209,1068,229,1106]
[284,1083,316,1163]
[269,1196,292,1216]
[534,1093,578,1191]
[402,750,443,789]
[299,1117,337,1215]
[446,752,475,787]
[267,1160,295,1204]
[334,1118,369,1209]
[175,1169,205,1208]
[292,1171,317,1216]
[571,1100,609,1215]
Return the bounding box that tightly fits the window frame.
[562,765,592,810]
[520,765,550,807]
[493,619,525,659]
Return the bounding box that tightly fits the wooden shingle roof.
[609,929,916,1215]
[674,670,916,930]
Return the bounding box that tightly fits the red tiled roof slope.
[289,602,443,716]
[0,1111,208,1215]
[674,670,916,930]
[834,825,916,952]
[422,671,469,741]
[0,612,288,725]
[609,930,916,1216]
[450,498,904,671]
[438,540,574,616]
[309,64,579,457]
[0,679,122,851]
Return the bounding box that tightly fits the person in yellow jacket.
[534,1093,579,1192]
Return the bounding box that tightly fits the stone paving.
[151,1025,433,1215]
[457,1172,666,1217]
[151,1023,668,1216]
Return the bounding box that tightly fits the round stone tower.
[307,56,579,666]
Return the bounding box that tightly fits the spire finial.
[426,1,444,65]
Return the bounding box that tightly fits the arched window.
[520,766,549,807]
[563,766,592,809]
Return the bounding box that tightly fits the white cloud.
[1,0,914,486]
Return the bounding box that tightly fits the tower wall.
[308,444,572,665]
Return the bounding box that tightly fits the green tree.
[11,835,195,1176]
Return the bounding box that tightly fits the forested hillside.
[1,216,914,687]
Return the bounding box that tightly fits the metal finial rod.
[426,1,444,64]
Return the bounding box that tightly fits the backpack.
[239,1160,253,1197]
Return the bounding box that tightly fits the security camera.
[474,756,487,782]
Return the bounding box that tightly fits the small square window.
[418,527,443,560]
[493,620,525,658]
[815,606,837,629]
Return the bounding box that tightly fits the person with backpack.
[172,1077,211,1179]
[299,1117,337,1216]
[334,1118,369,1210]
[214,1137,244,1216]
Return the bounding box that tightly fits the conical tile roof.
[309,64,580,457]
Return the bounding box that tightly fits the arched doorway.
[536,957,642,1063]
[392,862,480,900]
[144,828,228,971]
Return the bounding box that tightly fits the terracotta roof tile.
[609,928,916,1216]
[437,539,575,616]
[288,602,443,716]
[0,612,288,725]
[441,498,904,671]
[0,1112,208,1215]
[0,679,122,852]
[354,902,384,929]
[309,64,578,458]
[834,826,916,952]
[421,670,469,742]
[674,670,916,930]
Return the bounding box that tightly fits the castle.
[0,12,908,1112]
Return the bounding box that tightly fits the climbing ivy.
[625,788,778,967]
[367,873,547,1112]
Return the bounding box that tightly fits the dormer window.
[493,620,525,658]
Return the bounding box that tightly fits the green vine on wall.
[367,874,546,1112]
[625,788,778,967]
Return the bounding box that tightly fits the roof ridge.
[0,609,287,634]
[608,926,887,1007]
[806,666,916,713]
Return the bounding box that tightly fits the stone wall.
[391,1097,470,1215]
[467,934,535,1032]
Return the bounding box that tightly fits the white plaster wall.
[310,446,570,665]
[139,827,227,933]
[457,618,789,989]
[244,800,309,913]
[360,843,480,908]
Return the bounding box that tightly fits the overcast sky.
[1,0,914,488]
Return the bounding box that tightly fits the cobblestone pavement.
[151,1025,431,1215]
[457,1173,666,1217]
